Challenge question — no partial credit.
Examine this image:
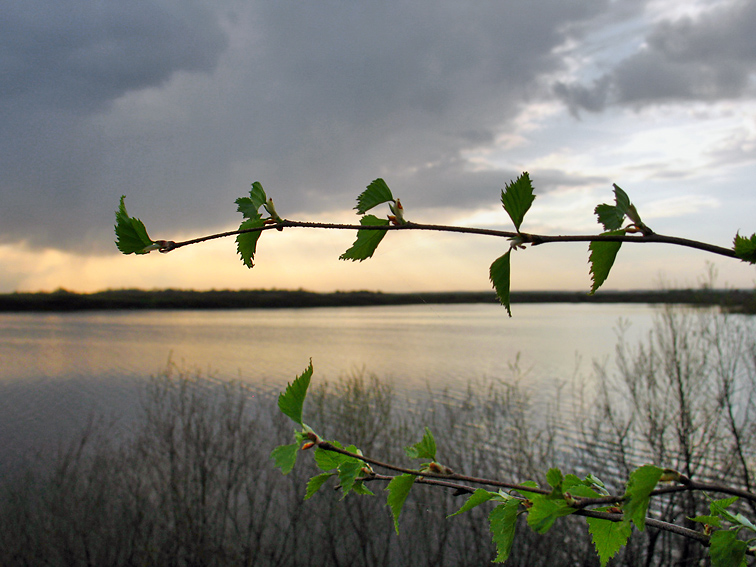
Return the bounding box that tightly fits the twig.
[157,220,737,260]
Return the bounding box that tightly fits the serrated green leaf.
[270,443,298,475]
[613,185,631,216]
[594,204,626,232]
[584,474,609,494]
[623,465,663,531]
[586,510,632,567]
[305,473,335,499]
[352,480,375,496]
[490,251,512,316]
[711,496,739,511]
[314,444,345,471]
[527,496,575,533]
[386,474,415,534]
[236,218,266,268]
[690,514,723,527]
[733,232,756,264]
[277,361,313,426]
[355,178,395,214]
[115,196,156,254]
[490,499,520,563]
[338,459,364,497]
[236,182,268,220]
[709,530,747,567]
[339,215,390,261]
[594,185,634,231]
[250,181,267,209]
[546,468,564,491]
[236,197,260,220]
[448,488,499,518]
[500,172,536,232]
[562,474,602,498]
[588,230,625,295]
[404,427,437,460]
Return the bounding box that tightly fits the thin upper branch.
[157,219,737,260]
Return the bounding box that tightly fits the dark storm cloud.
[0,0,227,111]
[555,0,756,114]
[1,0,610,251]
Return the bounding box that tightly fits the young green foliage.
[340,215,390,261]
[115,196,158,254]
[733,232,756,264]
[404,427,437,461]
[277,360,313,426]
[236,218,266,268]
[235,181,268,219]
[489,251,512,316]
[588,230,625,294]
[355,178,395,214]
[448,488,500,518]
[489,498,521,563]
[589,185,648,293]
[586,509,633,567]
[500,172,536,232]
[622,465,663,530]
[235,182,273,268]
[386,473,416,534]
[271,443,299,475]
[709,530,748,567]
[305,472,335,500]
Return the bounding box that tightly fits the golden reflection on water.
[0,304,660,393]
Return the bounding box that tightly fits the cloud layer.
[1,0,609,251]
[555,0,756,113]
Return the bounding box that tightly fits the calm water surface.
[0,303,660,470]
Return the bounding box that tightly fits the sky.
[2,0,755,293]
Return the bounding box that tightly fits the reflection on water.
[0,303,659,471]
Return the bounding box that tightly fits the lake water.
[0,303,662,472]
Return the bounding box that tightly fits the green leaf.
[339,215,390,261]
[270,443,298,475]
[709,530,747,567]
[490,251,512,316]
[115,196,156,254]
[386,474,416,534]
[586,510,633,567]
[546,468,564,492]
[562,474,602,498]
[594,204,626,232]
[594,185,632,231]
[689,514,722,528]
[612,185,631,216]
[623,465,663,531]
[490,499,520,563]
[338,459,365,497]
[236,218,266,268]
[500,172,536,232]
[733,232,756,264]
[448,488,499,518]
[526,496,575,534]
[277,360,313,426]
[352,481,375,496]
[314,444,346,471]
[404,427,437,460]
[588,230,625,295]
[305,473,335,499]
[355,178,395,214]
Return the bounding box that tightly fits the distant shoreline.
[0,288,754,313]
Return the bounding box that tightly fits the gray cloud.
[555,0,756,114]
[0,0,227,112]
[1,0,614,251]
